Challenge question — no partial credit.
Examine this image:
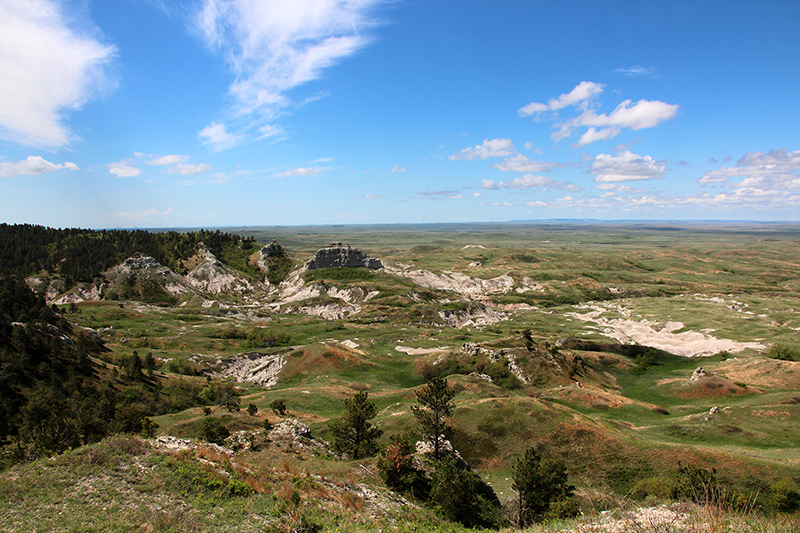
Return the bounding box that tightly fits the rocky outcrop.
[186,248,262,295]
[217,351,287,388]
[383,263,514,299]
[305,243,383,270]
[438,302,509,328]
[261,240,287,259]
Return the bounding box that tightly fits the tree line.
[0,276,239,468]
[0,223,256,287]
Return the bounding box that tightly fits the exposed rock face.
[218,351,287,388]
[438,302,508,328]
[186,248,261,295]
[105,252,192,297]
[305,244,383,270]
[383,262,514,299]
[261,240,287,258]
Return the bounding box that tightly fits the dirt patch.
[395,345,450,355]
[567,304,765,357]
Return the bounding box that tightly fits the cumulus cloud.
[518,81,604,116]
[108,160,142,178]
[589,151,666,182]
[0,0,116,147]
[147,154,189,165]
[450,138,515,161]
[492,154,561,173]
[199,121,241,151]
[391,165,407,173]
[194,0,384,146]
[482,174,579,191]
[170,163,213,175]
[519,82,678,146]
[0,156,79,178]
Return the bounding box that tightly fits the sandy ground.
[567,304,765,357]
[394,345,450,355]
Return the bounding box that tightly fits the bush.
[199,417,229,444]
[771,478,800,512]
[377,435,429,498]
[270,399,287,416]
[429,454,504,529]
[511,447,575,527]
[767,344,799,361]
[227,479,253,497]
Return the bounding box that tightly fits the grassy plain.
[8,221,800,531]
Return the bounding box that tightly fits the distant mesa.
[305,243,383,270]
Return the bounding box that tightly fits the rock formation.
[305,243,383,270]
[261,240,287,259]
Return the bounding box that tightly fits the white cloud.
[0,155,79,178]
[492,154,560,172]
[590,151,666,182]
[199,121,241,151]
[391,165,407,173]
[700,148,800,189]
[364,194,385,199]
[520,82,678,146]
[519,81,604,117]
[108,160,142,178]
[258,123,285,140]
[194,0,383,142]
[278,166,326,177]
[576,126,621,147]
[576,99,679,132]
[482,174,579,191]
[170,163,213,175]
[416,189,461,198]
[0,0,115,147]
[473,192,484,197]
[450,138,515,161]
[147,154,188,165]
[615,66,653,76]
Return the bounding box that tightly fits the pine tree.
[328,391,383,459]
[412,376,455,460]
[511,447,575,527]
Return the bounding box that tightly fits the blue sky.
[1,0,799,228]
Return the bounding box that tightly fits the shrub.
[511,447,575,527]
[429,454,504,529]
[199,417,229,444]
[377,435,429,499]
[767,344,799,361]
[771,478,800,512]
[227,479,253,497]
[270,399,287,416]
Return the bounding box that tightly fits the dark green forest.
[0,276,234,468]
[0,223,257,286]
